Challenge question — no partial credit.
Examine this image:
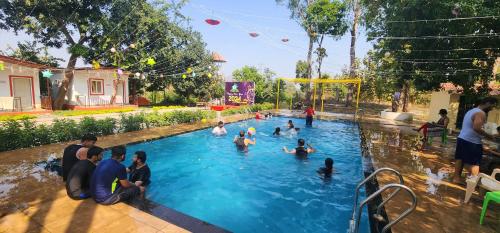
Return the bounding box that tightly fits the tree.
[307,0,348,79]
[1,41,63,67]
[232,66,276,103]
[277,0,318,102]
[363,0,500,111]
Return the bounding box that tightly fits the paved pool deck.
[0,112,498,233]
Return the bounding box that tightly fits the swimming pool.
[120,117,370,233]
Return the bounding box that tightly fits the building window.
[90,79,104,95]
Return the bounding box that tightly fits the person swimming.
[273,127,281,136]
[287,120,294,129]
[212,121,228,136]
[233,130,256,152]
[283,139,315,157]
[317,158,334,177]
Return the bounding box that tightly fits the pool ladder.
[349,168,417,233]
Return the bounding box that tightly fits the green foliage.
[232,66,277,103]
[362,0,500,97]
[0,106,264,152]
[0,41,63,67]
[221,103,275,116]
[0,114,36,122]
[53,108,136,116]
[119,113,146,132]
[51,119,81,142]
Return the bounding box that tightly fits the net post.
[312,81,317,110]
[355,79,361,119]
[276,78,281,112]
[321,83,325,112]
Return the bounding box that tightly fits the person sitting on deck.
[127,151,151,187]
[62,134,97,182]
[415,109,449,145]
[212,121,228,136]
[317,158,334,177]
[283,139,315,158]
[90,146,143,205]
[66,146,104,200]
[233,130,256,152]
[273,127,281,136]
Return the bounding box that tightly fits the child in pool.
[273,127,281,136]
[317,158,334,177]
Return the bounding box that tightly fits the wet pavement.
[0,111,498,233]
[360,122,499,233]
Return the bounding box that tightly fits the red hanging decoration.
[205,19,220,25]
[249,32,259,37]
[281,38,289,42]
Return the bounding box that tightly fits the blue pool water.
[118,117,369,233]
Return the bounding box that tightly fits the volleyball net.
[275,77,362,116]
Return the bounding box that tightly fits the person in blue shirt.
[90,146,143,205]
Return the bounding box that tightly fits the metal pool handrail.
[351,183,417,233]
[351,168,405,219]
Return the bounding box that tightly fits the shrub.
[53,107,136,117]
[51,119,81,142]
[119,113,146,132]
[96,118,116,135]
[0,120,24,151]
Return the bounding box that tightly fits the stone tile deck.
[1,112,498,233]
[0,114,252,233]
[360,122,499,233]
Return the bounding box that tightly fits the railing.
[75,95,125,107]
[40,96,52,110]
[349,168,417,233]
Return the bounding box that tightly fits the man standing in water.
[233,130,256,152]
[283,139,316,158]
[453,97,498,183]
[304,105,315,126]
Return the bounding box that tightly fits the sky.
[0,0,373,79]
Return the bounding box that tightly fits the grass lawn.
[53,107,137,116]
[0,114,37,122]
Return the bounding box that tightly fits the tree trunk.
[305,33,314,103]
[317,35,325,107]
[346,0,361,107]
[402,81,410,112]
[53,54,78,110]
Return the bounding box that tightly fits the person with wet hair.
[233,130,256,152]
[317,158,334,177]
[127,151,151,187]
[273,127,281,136]
[212,121,228,136]
[283,139,315,157]
[66,146,104,200]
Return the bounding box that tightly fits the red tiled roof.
[440,82,499,95]
[0,54,48,69]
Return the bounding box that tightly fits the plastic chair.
[464,168,500,203]
[480,191,500,225]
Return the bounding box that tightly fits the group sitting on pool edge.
[63,135,150,205]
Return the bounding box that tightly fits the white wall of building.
[51,69,128,106]
[0,62,41,110]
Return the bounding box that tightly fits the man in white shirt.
[212,121,227,136]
